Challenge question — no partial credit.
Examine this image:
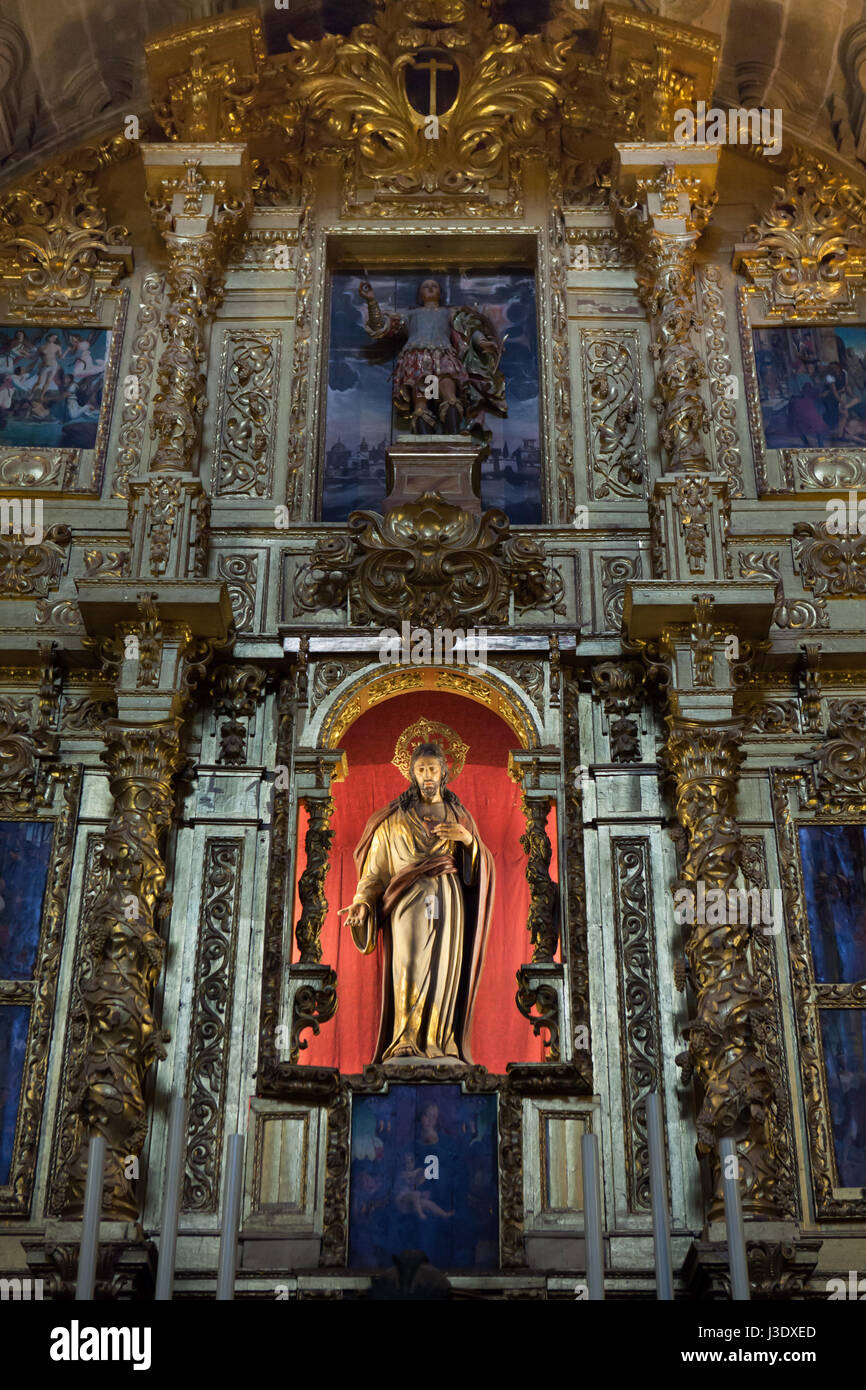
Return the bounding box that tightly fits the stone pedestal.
[384,435,483,514]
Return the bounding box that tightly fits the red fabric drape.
[292,691,556,1073]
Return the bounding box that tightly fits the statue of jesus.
[358,277,507,435]
[341,740,495,1064]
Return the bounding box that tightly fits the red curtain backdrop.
[292,691,556,1073]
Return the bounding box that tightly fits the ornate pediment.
[143,2,718,209]
[293,491,565,626]
[734,151,866,321]
[0,141,133,320]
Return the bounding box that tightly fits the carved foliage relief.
[581,329,647,500]
[612,837,663,1213]
[183,838,243,1213]
[214,329,280,498]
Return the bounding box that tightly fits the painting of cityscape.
[820,1011,866,1188]
[754,323,866,449]
[799,824,866,1188]
[323,269,542,523]
[0,325,112,451]
[348,1084,499,1271]
[0,819,54,1188]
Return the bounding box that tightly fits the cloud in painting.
[329,355,360,392]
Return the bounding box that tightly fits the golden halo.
[392,719,469,781]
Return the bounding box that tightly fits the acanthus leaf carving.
[737,550,829,630]
[0,523,71,597]
[799,699,866,812]
[791,522,866,598]
[293,492,565,627]
[582,329,647,500]
[736,151,866,321]
[0,155,132,318]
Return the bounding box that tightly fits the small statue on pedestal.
[358,277,507,435]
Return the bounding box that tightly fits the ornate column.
[66,720,182,1218]
[664,714,780,1218]
[131,145,251,580]
[510,750,563,1061]
[612,147,732,586]
[61,596,233,1219]
[58,137,250,1223]
[612,150,717,475]
[280,751,346,1066]
[295,793,336,964]
[616,134,786,1231]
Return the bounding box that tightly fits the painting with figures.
[799,824,866,1188]
[754,323,866,450]
[348,1084,498,1270]
[323,268,542,524]
[0,325,111,451]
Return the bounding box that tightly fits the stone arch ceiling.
[3,0,866,179]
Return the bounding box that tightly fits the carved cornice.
[294,492,565,627]
[146,13,268,143]
[141,3,718,206]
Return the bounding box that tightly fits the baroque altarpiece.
[0,0,865,1299]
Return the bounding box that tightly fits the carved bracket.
[294,492,565,627]
[515,962,563,1061]
[211,662,267,766]
[592,658,645,762]
[792,521,866,598]
[284,963,338,1065]
[0,524,71,598]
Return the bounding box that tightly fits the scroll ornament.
[294,492,566,627]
